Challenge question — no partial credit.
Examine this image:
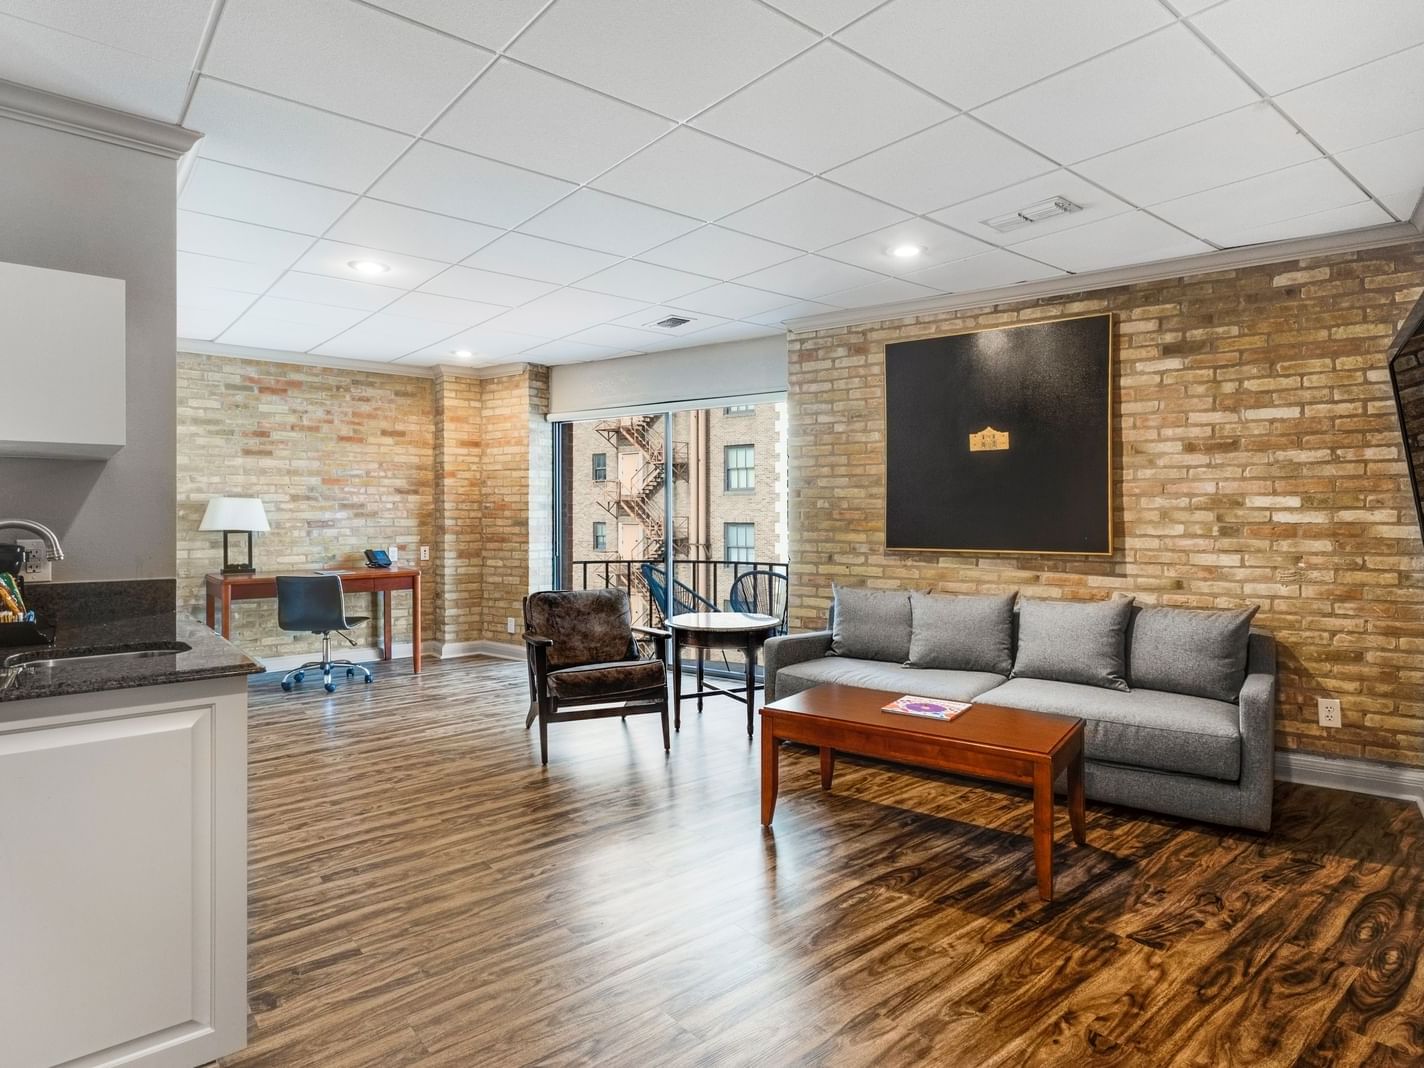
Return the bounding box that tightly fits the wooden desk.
[204,567,423,673]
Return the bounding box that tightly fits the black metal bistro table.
[667,611,782,739]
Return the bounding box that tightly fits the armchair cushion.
[548,659,666,702]
[525,589,636,669]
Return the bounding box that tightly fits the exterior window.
[725,523,755,563]
[592,521,607,551]
[724,444,755,492]
[591,452,607,481]
[724,404,755,416]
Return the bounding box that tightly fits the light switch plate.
[1317,697,1342,728]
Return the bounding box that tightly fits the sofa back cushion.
[908,592,1015,675]
[1128,604,1258,702]
[1010,597,1132,691]
[831,585,912,663]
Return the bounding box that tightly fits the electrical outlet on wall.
[506,617,516,634]
[419,545,430,561]
[15,538,51,582]
[1317,697,1342,728]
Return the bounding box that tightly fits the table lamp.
[200,496,270,575]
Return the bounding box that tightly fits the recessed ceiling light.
[451,349,474,359]
[889,244,925,259]
[347,259,390,275]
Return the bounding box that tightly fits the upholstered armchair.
[523,588,670,765]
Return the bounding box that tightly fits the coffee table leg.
[760,723,779,825]
[820,747,834,791]
[1032,762,1055,902]
[671,628,682,731]
[1067,749,1086,846]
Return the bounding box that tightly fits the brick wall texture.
[786,240,1424,768]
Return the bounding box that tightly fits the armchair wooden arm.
[631,624,669,659]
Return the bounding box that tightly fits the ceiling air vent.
[652,315,693,329]
[983,196,1082,234]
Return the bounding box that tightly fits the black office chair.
[276,575,373,693]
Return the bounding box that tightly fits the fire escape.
[594,415,691,561]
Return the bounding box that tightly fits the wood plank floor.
[220,656,1424,1068]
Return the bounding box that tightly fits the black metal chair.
[729,569,789,635]
[523,588,669,765]
[276,575,373,693]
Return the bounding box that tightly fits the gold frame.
[881,311,1115,558]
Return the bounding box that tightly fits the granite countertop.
[0,611,261,703]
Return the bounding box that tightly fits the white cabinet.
[0,678,247,1068]
[0,260,126,459]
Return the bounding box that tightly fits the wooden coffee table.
[759,683,1087,901]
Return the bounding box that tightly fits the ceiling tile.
[976,25,1257,164]
[244,296,370,331]
[1191,0,1424,95]
[362,0,547,50]
[313,313,462,360]
[178,305,245,341]
[518,189,701,256]
[524,339,623,364]
[0,0,215,65]
[325,199,502,263]
[484,288,649,336]
[369,140,575,227]
[825,116,1055,215]
[1011,211,1212,272]
[205,0,492,133]
[1074,104,1321,206]
[822,275,940,308]
[186,79,411,191]
[180,159,356,235]
[719,179,909,251]
[1152,158,1370,244]
[639,226,802,277]
[818,219,991,275]
[610,307,730,336]
[733,254,886,299]
[506,0,817,119]
[693,43,953,173]
[904,247,1064,292]
[672,321,783,345]
[1276,44,1424,154]
[563,324,668,350]
[177,212,312,267]
[840,0,1172,109]
[429,59,672,183]
[219,314,342,352]
[1381,189,1422,219]
[382,291,506,327]
[1219,200,1393,247]
[290,240,449,288]
[744,299,841,326]
[266,272,403,311]
[591,127,806,221]
[408,325,549,361]
[419,266,557,306]
[0,13,192,121]
[1337,129,1424,218]
[574,261,714,303]
[760,0,887,33]
[176,284,256,316]
[928,171,1132,246]
[461,233,620,284]
[674,283,805,319]
[178,251,287,295]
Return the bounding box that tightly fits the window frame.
[724,522,755,563]
[724,443,755,493]
[591,452,608,482]
[592,520,607,551]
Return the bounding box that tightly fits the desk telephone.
[364,548,393,569]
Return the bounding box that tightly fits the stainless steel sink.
[3,643,191,671]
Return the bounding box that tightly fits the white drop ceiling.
[2,0,1422,369]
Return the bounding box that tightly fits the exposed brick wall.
[176,353,436,659]
[433,371,482,646]
[787,241,1424,767]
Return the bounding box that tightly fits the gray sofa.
[763,590,1277,831]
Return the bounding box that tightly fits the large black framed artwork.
[885,313,1113,555]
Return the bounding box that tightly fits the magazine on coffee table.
[881,695,972,721]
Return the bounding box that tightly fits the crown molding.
[0,78,201,159]
[179,341,538,380]
[786,221,1423,335]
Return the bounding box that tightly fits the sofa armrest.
[1235,628,1277,830]
[763,630,833,703]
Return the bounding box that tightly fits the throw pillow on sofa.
[1128,603,1258,703]
[908,592,1015,675]
[830,585,913,663]
[1011,596,1133,691]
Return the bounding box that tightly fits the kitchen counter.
[0,610,260,702]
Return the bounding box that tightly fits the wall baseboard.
[1275,750,1424,817]
[257,639,524,672]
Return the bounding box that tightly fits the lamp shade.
[199,496,270,532]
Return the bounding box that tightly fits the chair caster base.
[324,683,336,693]
[281,681,292,692]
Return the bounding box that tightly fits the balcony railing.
[566,557,789,632]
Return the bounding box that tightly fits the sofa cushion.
[549,659,665,701]
[1128,604,1258,703]
[909,592,1015,675]
[981,677,1240,781]
[775,656,1005,704]
[1011,597,1132,691]
[831,585,912,663]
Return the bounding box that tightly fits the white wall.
[0,114,184,581]
[548,336,788,419]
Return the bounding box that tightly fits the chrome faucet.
[0,520,65,561]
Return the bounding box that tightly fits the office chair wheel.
[346,667,354,676]
[324,682,336,693]
[364,675,373,684]
[281,680,293,692]
[293,671,305,682]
